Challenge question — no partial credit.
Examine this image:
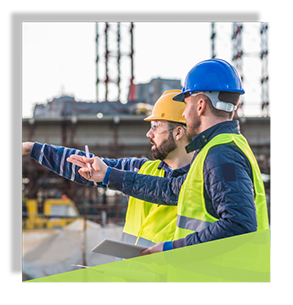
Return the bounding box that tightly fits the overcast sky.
[23,22,267,118]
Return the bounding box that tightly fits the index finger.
[68,154,85,161]
[67,156,86,168]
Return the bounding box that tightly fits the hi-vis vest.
[121,160,178,247]
[174,133,269,239]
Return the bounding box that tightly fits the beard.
[151,132,177,160]
[186,116,201,139]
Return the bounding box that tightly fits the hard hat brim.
[172,92,185,102]
[144,114,160,121]
[144,114,186,124]
[173,88,245,103]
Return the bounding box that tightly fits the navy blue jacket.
[108,120,257,249]
[29,143,189,187]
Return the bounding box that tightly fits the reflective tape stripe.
[38,145,45,164]
[120,233,155,248]
[176,215,213,232]
[136,237,156,248]
[120,232,137,244]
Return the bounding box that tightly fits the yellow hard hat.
[144,90,186,124]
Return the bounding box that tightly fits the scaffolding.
[232,23,244,80]
[210,22,269,117]
[211,22,216,58]
[232,23,244,114]
[260,23,269,116]
[95,22,134,103]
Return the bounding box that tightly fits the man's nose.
[146,128,154,138]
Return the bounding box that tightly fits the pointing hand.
[67,155,108,182]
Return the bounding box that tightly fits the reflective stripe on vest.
[174,133,269,239]
[120,232,156,247]
[122,160,178,246]
[120,232,137,244]
[177,214,213,232]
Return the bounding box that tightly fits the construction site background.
[21,22,270,281]
[22,94,270,226]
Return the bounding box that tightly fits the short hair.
[167,121,187,130]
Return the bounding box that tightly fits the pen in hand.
[85,145,92,177]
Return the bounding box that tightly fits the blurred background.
[22,22,270,280]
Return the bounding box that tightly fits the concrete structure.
[23,114,151,159]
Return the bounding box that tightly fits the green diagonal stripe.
[26,229,270,282]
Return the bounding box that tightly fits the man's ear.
[175,126,184,141]
[197,98,206,116]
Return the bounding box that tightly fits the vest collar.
[158,160,191,174]
[185,120,240,153]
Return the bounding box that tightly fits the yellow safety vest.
[121,160,178,247]
[174,133,269,239]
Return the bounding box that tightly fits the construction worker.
[23,90,194,247]
[75,58,269,255]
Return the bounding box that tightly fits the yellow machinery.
[23,198,81,230]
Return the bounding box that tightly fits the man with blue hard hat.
[172,58,245,110]
[73,58,269,254]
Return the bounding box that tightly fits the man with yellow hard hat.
[23,90,194,247]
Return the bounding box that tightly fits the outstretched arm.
[68,155,185,206]
[24,142,148,187]
[26,142,98,186]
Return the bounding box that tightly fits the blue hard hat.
[173,58,245,102]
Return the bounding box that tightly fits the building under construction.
[22,95,270,225]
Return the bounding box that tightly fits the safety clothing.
[173,58,245,102]
[144,90,186,124]
[174,133,269,239]
[121,160,177,247]
[108,120,268,247]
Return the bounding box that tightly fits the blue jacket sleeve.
[30,142,99,186]
[100,157,148,172]
[30,142,148,187]
[108,167,186,206]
